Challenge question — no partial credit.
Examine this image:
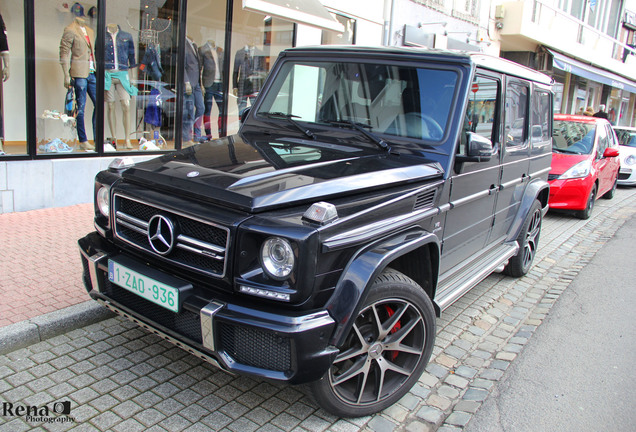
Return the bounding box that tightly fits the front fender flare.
[325,228,440,347]
[506,178,550,243]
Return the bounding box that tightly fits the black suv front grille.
[113,194,230,278]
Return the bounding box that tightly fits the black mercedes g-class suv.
[79,46,552,417]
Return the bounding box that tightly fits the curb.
[0,301,115,355]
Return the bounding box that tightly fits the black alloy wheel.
[310,269,435,417]
[504,199,542,277]
[576,185,597,219]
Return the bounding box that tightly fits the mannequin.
[233,39,263,113]
[104,23,137,149]
[0,13,8,154]
[59,15,96,151]
[182,36,204,146]
[198,39,224,138]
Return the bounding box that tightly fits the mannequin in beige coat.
[59,17,97,151]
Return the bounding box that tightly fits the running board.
[435,242,519,311]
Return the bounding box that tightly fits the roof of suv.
[282,45,553,86]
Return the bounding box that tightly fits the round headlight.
[625,154,636,166]
[96,186,110,217]
[261,237,295,280]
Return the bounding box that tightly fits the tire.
[576,185,597,219]
[602,174,618,199]
[503,199,542,277]
[310,269,436,417]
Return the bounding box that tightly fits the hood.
[549,152,590,176]
[121,135,444,212]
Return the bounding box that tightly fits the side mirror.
[239,107,251,124]
[456,132,495,164]
[603,147,619,158]
[467,132,494,160]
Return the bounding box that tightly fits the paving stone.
[134,408,167,428]
[90,411,123,431]
[445,411,472,427]
[112,418,147,432]
[227,417,259,432]
[462,387,489,402]
[416,406,444,425]
[367,415,397,432]
[437,385,460,399]
[444,373,469,389]
[112,400,144,418]
[426,394,452,411]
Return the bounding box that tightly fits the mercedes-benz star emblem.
[147,215,175,255]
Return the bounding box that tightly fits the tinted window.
[505,82,529,147]
[531,90,551,146]
[614,129,636,148]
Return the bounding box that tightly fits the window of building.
[182,0,227,146]
[227,3,294,136]
[321,13,355,45]
[0,2,26,156]
[103,0,180,152]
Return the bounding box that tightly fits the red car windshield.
[553,120,595,155]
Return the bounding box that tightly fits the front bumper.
[618,167,636,186]
[78,232,337,384]
[548,177,594,210]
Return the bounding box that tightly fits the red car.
[549,114,620,219]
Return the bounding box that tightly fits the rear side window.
[531,90,552,147]
[505,82,529,148]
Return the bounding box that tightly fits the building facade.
[495,0,636,124]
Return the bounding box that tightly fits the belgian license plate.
[108,260,180,313]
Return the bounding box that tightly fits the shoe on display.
[79,141,95,151]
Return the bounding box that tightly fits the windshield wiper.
[259,112,315,139]
[325,120,391,152]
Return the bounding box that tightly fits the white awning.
[242,0,344,32]
[548,49,636,94]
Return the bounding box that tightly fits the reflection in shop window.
[0,3,26,156]
[227,3,294,136]
[321,13,355,45]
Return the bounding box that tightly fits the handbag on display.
[64,87,77,117]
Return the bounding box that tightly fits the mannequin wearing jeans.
[59,16,96,151]
[104,23,137,149]
[182,37,204,146]
[198,41,224,138]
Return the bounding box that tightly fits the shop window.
[321,13,355,45]
[182,0,227,146]
[103,0,180,152]
[227,2,294,136]
[0,3,26,156]
[35,0,100,154]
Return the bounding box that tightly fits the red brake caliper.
[384,306,401,361]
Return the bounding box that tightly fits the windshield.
[256,61,459,143]
[614,129,636,148]
[553,120,596,155]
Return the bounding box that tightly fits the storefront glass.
[0,2,26,156]
[183,0,227,145]
[103,0,180,152]
[228,2,294,136]
[322,13,355,45]
[35,0,100,154]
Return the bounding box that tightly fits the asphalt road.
[465,213,636,432]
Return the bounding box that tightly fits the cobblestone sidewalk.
[0,189,634,432]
